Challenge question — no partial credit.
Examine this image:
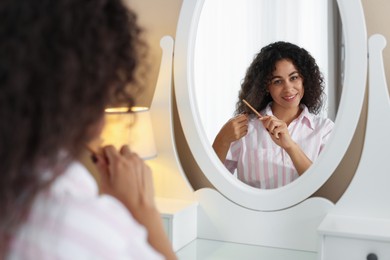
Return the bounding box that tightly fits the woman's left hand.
[259,115,313,176]
[260,115,294,149]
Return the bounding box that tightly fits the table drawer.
[321,236,390,260]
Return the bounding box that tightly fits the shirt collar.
[51,161,99,197]
[263,103,315,130]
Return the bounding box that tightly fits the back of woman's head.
[237,41,324,115]
[0,0,145,252]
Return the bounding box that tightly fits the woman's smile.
[283,94,298,102]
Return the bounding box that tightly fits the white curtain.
[194,0,337,144]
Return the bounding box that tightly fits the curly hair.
[0,0,146,253]
[236,41,324,116]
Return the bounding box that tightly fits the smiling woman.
[212,42,334,189]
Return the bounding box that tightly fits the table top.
[176,238,317,260]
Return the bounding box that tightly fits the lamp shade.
[101,107,157,160]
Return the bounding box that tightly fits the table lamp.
[101,106,157,160]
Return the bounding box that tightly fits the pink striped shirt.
[225,104,334,189]
[8,162,163,260]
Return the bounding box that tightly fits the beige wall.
[129,0,390,203]
[125,0,182,107]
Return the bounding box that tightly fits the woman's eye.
[272,80,282,85]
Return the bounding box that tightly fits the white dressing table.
[177,239,317,260]
[149,0,390,259]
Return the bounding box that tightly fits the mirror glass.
[193,0,342,188]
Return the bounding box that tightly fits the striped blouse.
[224,104,334,189]
[8,162,163,260]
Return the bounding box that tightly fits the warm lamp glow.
[101,107,157,160]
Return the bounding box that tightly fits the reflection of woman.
[213,41,334,189]
[0,0,176,259]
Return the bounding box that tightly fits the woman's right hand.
[212,114,248,162]
[218,114,249,143]
[94,145,155,213]
[94,145,177,260]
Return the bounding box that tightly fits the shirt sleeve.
[58,195,165,260]
[224,140,241,173]
[97,195,165,260]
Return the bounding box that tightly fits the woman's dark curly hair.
[0,0,146,254]
[236,41,324,116]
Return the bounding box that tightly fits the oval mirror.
[174,0,367,210]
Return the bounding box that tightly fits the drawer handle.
[367,253,378,260]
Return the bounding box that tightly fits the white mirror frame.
[174,0,367,211]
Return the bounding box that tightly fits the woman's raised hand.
[93,145,177,260]
[94,145,155,212]
[219,114,249,143]
[212,114,248,162]
[260,115,294,149]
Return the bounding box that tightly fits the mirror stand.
[149,36,199,251]
[174,0,367,212]
[318,34,390,259]
[148,36,195,200]
[194,188,333,252]
[171,0,389,258]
